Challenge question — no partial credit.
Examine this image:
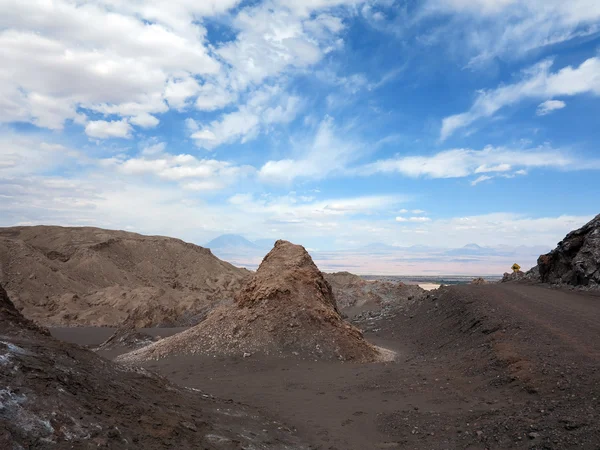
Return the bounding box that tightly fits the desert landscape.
[3,1,600,448]
[1,214,599,449]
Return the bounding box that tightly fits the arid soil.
[0,284,308,449]
[117,241,385,363]
[0,226,249,327]
[99,283,600,449]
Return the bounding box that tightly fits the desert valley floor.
[50,283,600,449]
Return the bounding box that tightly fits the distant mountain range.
[204,234,551,275]
[206,235,548,257]
[205,234,274,252]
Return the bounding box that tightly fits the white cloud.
[441,57,600,139]
[0,0,367,149]
[408,216,431,222]
[0,1,235,130]
[104,149,254,190]
[191,86,301,149]
[471,174,493,186]
[195,84,238,112]
[360,145,587,179]
[0,133,594,253]
[424,0,600,67]
[164,76,201,110]
[185,0,359,149]
[129,113,160,128]
[0,133,84,176]
[85,120,132,139]
[228,192,407,228]
[259,116,362,183]
[536,99,567,116]
[397,212,429,221]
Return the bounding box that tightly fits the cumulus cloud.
[536,99,567,116]
[129,113,160,128]
[103,148,254,191]
[441,57,600,139]
[85,120,132,139]
[0,1,236,132]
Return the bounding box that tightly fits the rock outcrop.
[0,283,307,449]
[537,214,600,287]
[501,270,525,283]
[118,241,386,363]
[324,271,424,312]
[0,226,250,326]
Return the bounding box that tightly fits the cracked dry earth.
[94,283,600,450]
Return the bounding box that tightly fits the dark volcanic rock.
[538,214,600,287]
[0,283,307,449]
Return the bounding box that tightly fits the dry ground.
[52,283,600,449]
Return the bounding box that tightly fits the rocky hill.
[324,271,424,313]
[537,214,600,288]
[0,226,250,327]
[118,241,389,363]
[0,283,306,449]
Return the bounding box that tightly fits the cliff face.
[537,214,600,287]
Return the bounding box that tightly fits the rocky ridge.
[118,241,388,363]
[537,214,600,288]
[0,226,250,327]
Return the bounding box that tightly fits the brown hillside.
[118,240,387,363]
[0,226,250,327]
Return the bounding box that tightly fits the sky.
[1,0,600,261]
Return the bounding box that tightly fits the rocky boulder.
[118,240,388,363]
[501,271,525,283]
[537,214,600,287]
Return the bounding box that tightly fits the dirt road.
[478,284,600,361]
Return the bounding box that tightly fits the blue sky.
[1,0,599,256]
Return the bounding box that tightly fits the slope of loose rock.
[118,241,385,363]
[324,271,424,312]
[537,214,600,288]
[0,226,250,326]
[0,283,307,449]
